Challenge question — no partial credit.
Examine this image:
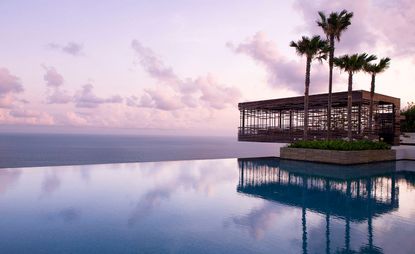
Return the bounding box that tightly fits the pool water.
[0,158,414,253]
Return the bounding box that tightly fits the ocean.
[0,133,279,168]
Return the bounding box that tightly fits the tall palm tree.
[334,53,377,140]
[290,35,330,140]
[364,58,391,132]
[317,10,353,139]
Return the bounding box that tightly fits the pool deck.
[393,145,415,160]
[400,132,415,145]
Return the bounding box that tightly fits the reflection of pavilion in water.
[237,158,406,254]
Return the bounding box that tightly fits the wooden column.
[242,109,245,135]
[289,110,293,139]
[358,104,362,134]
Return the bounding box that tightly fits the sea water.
[0,133,278,168]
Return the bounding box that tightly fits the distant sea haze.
[0,133,278,168]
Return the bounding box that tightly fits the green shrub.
[288,140,391,151]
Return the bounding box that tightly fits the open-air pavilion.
[238,90,400,145]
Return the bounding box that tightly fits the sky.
[0,0,414,136]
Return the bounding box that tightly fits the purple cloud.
[0,68,23,95]
[294,0,376,54]
[131,40,179,85]
[0,68,24,108]
[42,66,72,104]
[43,66,64,87]
[228,32,327,93]
[130,40,241,111]
[74,84,123,108]
[9,108,41,118]
[196,75,241,109]
[47,89,72,104]
[47,42,84,56]
[127,89,184,111]
[293,0,415,57]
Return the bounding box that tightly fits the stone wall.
[280,147,396,165]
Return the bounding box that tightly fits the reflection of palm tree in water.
[237,158,405,254]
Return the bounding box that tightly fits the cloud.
[127,88,184,111]
[62,111,89,126]
[74,84,123,108]
[294,0,375,53]
[9,108,41,118]
[0,107,55,125]
[42,66,72,104]
[196,75,241,109]
[293,0,415,57]
[0,68,23,94]
[47,89,72,104]
[0,94,15,108]
[0,68,55,124]
[131,40,179,85]
[43,66,64,87]
[228,32,327,93]
[130,40,241,111]
[47,42,83,56]
[0,68,24,108]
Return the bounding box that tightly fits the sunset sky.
[0,0,414,136]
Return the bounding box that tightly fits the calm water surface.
[0,158,414,253]
[0,133,278,168]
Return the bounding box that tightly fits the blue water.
[0,158,414,253]
[0,133,278,168]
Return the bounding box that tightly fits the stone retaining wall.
[280,147,396,165]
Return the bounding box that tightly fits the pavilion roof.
[238,90,400,110]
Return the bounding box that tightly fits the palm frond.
[334,53,376,73]
[364,57,391,74]
[290,35,330,61]
[318,10,353,42]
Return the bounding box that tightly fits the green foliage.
[401,102,415,132]
[317,10,354,41]
[289,35,330,61]
[288,140,391,151]
[364,57,391,74]
[334,53,377,73]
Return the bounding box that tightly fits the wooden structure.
[238,90,400,145]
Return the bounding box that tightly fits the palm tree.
[290,35,330,140]
[317,10,353,139]
[364,58,391,132]
[334,53,377,140]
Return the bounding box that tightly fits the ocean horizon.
[0,132,279,169]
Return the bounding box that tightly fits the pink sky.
[0,0,414,135]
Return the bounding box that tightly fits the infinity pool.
[0,158,414,253]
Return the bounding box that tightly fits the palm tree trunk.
[369,73,375,132]
[347,71,353,140]
[304,57,311,140]
[327,35,335,140]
